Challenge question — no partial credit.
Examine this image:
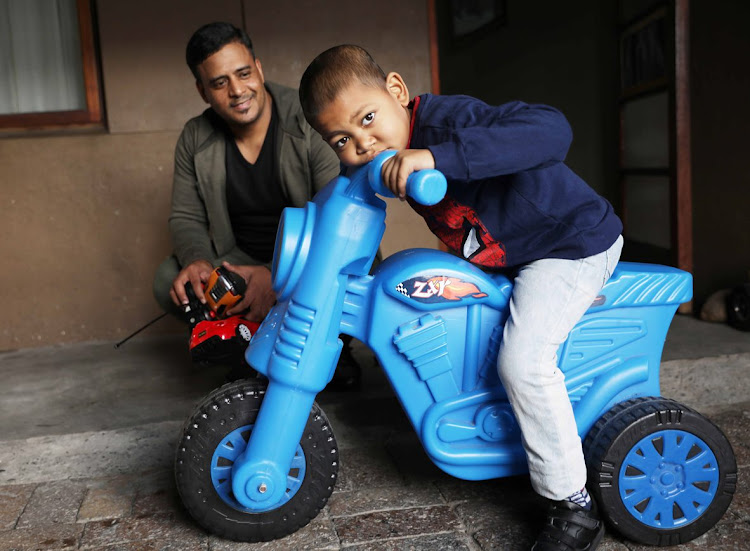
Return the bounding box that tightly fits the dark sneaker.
[326,340,362,391]
[532,499,604,551]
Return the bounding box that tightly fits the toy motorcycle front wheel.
[175,379,338,542]
[584,397,736,546]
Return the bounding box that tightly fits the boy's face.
[312,72,411,167]
[195,41,268,131]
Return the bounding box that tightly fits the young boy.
[299,44,623,551]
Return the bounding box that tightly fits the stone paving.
[1,397,748,550]
[1,325,749,550]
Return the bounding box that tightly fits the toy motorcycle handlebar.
[367,150,447,206]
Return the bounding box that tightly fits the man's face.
[195,41,267,130]
[312,74,411,167]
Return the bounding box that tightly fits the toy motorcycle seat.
[595,261,693,310]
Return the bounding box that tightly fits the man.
[153,22,359,388]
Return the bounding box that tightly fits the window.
[0,0,103,132]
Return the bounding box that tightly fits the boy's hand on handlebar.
[222,262,277,322]
[380,149,435,199]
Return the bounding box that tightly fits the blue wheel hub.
[619,429,719,529]
[210,424,306,513]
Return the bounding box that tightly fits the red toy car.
[189,315,260,370]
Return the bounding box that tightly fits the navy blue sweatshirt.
[407,94,622,270]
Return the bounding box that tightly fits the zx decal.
[396,276,488,303]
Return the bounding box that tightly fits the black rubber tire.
[727,283,750,331]
[584,397,737,546]
[174,379,338,542]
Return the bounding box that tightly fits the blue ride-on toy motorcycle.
[175,152,736,545]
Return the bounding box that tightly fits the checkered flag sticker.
[395,282,410,297]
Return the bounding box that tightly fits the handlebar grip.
[367,151,447,206]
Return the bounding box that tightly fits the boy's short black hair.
[186,22,255,80]
[299,44,386,123]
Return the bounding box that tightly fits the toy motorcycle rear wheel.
[584,397,736,546]
[175,379,338,542]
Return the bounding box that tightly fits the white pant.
[497,236,623,500]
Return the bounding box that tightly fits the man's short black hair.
[186,22,255,80]
[299,44,387,124]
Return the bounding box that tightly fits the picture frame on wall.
[448,0,507,46]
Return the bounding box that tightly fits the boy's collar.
[406,96,421,149]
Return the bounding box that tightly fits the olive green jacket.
[169,81,339,267]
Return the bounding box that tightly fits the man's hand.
[380,149,435,199]
[222,262,276,322]
[170,259,213,306]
